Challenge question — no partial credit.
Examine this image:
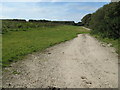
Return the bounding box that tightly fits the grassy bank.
[92,34,119,54]
[2,25,89,67]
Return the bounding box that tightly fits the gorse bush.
[81,1,120,39]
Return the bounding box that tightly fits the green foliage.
[2,19,76,34]
[12,70,21,75]
[82,1,120,39]
[2,20,63,34]
[81,14,91,27]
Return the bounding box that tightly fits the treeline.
[2,19,75,25]
[29,19,75,25]
[81,1,120,39]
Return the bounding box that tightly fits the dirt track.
[3,34,118,88]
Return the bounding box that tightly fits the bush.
[81,1,120,39]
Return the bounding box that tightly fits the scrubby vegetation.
[2,19,76,34]
[2,20,89,67]
[82,1,120,39]
[81,1,120,53]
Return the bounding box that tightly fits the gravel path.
[3,34,118,88]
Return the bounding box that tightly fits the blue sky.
[0,2,110,22]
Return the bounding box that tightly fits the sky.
[0,1,110,22]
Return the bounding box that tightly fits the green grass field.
[2,25,89,67]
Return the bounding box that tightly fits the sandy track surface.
[82,27,91,31]
[3,34,118,88]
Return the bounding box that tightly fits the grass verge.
[2,25,90,67]
[91,34,119,54]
